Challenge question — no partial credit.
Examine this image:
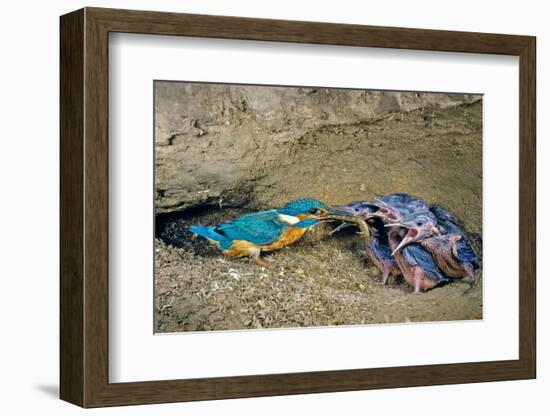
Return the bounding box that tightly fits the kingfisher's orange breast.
[262,227,307,252]
[222,227,307,257]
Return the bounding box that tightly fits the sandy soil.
[155,209,482,333]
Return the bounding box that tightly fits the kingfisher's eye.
[310,208,322,215]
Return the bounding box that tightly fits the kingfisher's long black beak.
[322,207,358,221]
[327,207,356,216]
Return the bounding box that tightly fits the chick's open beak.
[390,228,419,256]
[372,207,401,222]
[386,221,438,256]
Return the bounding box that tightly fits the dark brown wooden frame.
[60,7,536,408]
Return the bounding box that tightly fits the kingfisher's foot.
[252,256,272,269]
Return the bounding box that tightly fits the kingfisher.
[389,208,479,290]
[342,201,401,285]
[189,198,345,268]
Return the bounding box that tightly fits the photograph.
[153,81,483,333]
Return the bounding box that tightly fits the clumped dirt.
[154,92,483,333]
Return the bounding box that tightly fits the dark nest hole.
[156,205,241,256]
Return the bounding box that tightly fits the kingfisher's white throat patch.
[277,214,300,225]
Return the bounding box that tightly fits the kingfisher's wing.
[402,244,451,282]
[215,210,289,245]
[231,210,281,222]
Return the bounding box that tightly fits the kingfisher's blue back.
[189,210,289,249]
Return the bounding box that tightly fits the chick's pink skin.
[387,226,439,294]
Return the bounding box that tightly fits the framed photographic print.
[60,7,536,408]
